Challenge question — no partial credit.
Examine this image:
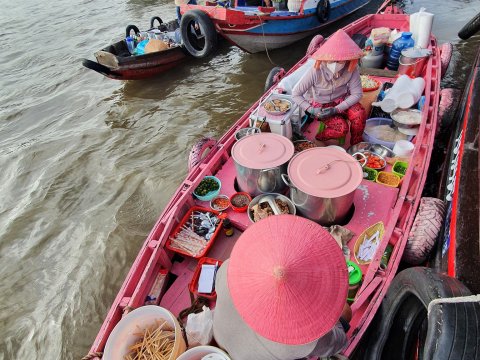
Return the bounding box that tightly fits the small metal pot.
[235,163,289,196]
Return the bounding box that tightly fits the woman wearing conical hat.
[292,29,366,145]
[213,215,351,359]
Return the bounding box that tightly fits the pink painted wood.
[86,5,443,359]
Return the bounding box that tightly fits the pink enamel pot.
[282,147,363,225]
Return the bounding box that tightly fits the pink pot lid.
[287,147,363,198]
[232,133,294,170]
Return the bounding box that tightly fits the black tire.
[351,33,367,49]
[316,0,330,23]
[366,267,480,360]
[180,9,217,58]
[125,24,140,38]
[150,16,163,29]
[458,12,480,40]
[264,67,284,92]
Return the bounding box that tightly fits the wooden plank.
[359,67,398,78]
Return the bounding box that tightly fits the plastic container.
[376,171,401,188]
[188,257,223,300]
[193,176,222,201]
[177,345,232,360]
[103,305,186,360]
[392,161,408,177]
[166,206,224,258]
[229,192,252,212]
[386,32,415,70]
[363,167,378,181]
[125,36,135,54]
[393,139,414,157]
[347,261,362,303]
[363,118,408,149]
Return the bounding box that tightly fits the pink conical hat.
[227,215,348,345]
[312,29,363,61]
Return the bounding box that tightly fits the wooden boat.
[82,18,188,80]
[179,0,372,53]
[84,3,459,359]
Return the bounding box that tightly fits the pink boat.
[83,4,479,360]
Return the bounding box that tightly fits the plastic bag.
[185,306,214,347]
[133,39,149,55]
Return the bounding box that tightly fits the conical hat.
[312,29,363,61]
[227,215,348,345]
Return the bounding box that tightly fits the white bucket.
[177,345,232,360]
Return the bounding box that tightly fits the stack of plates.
[390,109,422,135]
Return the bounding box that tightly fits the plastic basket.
[188,257,223,300]
[166,207,224,258]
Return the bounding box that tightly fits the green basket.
[392,161,408,178]
[363,167,378,181]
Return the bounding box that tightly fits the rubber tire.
[458,12,480,40]
[125,24,140,38]
[264,67,284,92]
[180,10,217,58]
[150,16,163,29]
[316,0,330,23]
[366,267,480,360]
[351,33,367,50]
[403,197,446,265]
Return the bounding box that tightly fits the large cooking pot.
[282,147,363,225]
[398,47,432,78]
[232,133,294,196]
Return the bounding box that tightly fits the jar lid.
[401,47,432,58]
[232,133,294,170]
[287,147,363,198]
[347,261,362,285]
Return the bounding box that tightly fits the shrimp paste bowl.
[248,193,296,223]
[103,305,186,360]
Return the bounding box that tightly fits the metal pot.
[398,47,431,78]
[232,133,294,197]
[282,147,363,225]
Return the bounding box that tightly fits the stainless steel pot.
[235,162,289,196]
[282,147,363,225]
[282,174,355,225]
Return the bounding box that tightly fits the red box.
[189,257,223,300]
[166,206,225,258]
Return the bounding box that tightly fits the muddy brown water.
[0,0,479,358]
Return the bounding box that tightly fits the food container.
[282,147,363,225]
[360,52,384,69]
[188,257,223,300]
[177,346,232,360]
[210,195,230,211]
[247,193,296,223]
[293,140,316,153]
[393,140,414,157]
[229,192,252,212]
[347,142,395,159]
[391,108,422,135]
[193,176,221,201]
[234,127,261,141]
[363,118,409,149]
[363,167,378,181]
[103,305,186,360]
[232,133,294,196]
[376,171,401,188]
[398,47,431,78]
[392,160,408,177]
[347,261,362,303]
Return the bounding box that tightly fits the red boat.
[82,4,479,360]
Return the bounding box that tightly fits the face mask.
[326,62,346,73]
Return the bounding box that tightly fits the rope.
[427,294,480,315]
[255,14,277,66]
[81,352,103,360]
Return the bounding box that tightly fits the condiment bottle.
[222,219,234,237]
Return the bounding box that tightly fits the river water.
[0,0,478,358]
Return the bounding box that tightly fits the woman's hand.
[318,107,338,119]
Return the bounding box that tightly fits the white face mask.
[326,62,346,74]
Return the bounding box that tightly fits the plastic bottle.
[125,36,135,54]
[222,219,234,237]
[386,32,415,71]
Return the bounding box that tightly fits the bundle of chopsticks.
[125,319,175,360]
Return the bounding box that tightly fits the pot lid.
[401,47,432,58]
[287,147,363,198]
[232,133,294,170]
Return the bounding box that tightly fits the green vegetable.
[194,177,219,196]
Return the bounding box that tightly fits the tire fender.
[458,12,480,40]
[440,42,453,79]
[403,197,446,265]
[150,16,163,29]
[264,67,285,92]
[126,24,140,38]
[180,10,218,58]
[316,0,330,23]
[437,88,461,133]
[366,267,480,360]
[306,35,325,55]
[188,137,217,171]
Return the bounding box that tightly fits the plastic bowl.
[363,167,378,181]
[193,176,221,201]
[210,195,230,211]
[248,193,296,223]
[376,171,401,188]
[363,118,408,149]
[229,192,252,212]
[103,305,186,360]
[177,345,232,360]
[392,160,408,177]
